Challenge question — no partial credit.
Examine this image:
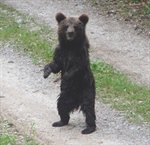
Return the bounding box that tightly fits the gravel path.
[0,0,150,145]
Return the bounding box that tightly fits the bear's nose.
[68,31,74,37]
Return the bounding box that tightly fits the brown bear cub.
[43,12,96,134]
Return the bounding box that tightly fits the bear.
[43,12,96,134]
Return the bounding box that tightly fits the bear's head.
[56,12,89,44]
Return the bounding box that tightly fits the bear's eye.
[79,22,84,26]
[64,25,69,29]
[74,26,79,30]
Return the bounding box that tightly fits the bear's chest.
[61,50,79,71]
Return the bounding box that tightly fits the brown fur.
[44,13,96,134]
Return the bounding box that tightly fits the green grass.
[0,3,54,64]
[0,116,40,145]
[91,61,150,122]
[0,117,17,145]
[145,1,150,14]
[0,134,17,145]
[0,2,150,124]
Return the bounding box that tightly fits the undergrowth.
[0,116,40,145]
[89,0,150,30]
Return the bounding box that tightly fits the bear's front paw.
[43,64,52,79]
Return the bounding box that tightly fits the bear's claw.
[43,65,52,78]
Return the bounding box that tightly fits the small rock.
[53,77,61,82]
[40,68,44,71]
[107,9,116,15]
[103,118,107,121]
[33,90,39,93]
[42,91,47,95]
[0,96,5,98]
[16,19,23,24]
[137,29,143,35]
[8,60,14,63]
[125,17,130,21]
[134,25,139,30]
[8,122,14,127]
[2,10,7,14]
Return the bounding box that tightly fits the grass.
[145,1,150,14]
[91,61,150,122]
[89,0,150,29]
[0,134,17,145]
[0,116,40,145]
[0,1,150,125]
[0,2,55,64]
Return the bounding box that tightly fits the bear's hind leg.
[52,117,69,127]
[52,107,70,127]
[81,100,96,134]
[52,98,76,127]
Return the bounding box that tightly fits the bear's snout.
[66,26,75,41]
[68,31,74,37]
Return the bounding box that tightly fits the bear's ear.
[56,12,66,23]
[79,14,89,25]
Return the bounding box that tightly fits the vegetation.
[89,0,150,30]
[0,116,40,145]
[0,2,150,144]
[91,61,150,122]
[0,2,55,64]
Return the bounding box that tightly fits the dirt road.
[0,0,150,145]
